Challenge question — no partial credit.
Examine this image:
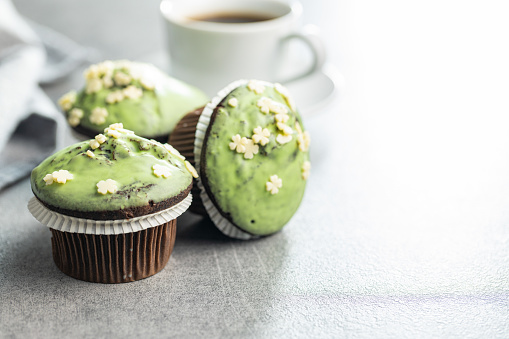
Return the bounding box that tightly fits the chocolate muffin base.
[34,183,192,220]
[169,107,207,215]
[50,220,176,283]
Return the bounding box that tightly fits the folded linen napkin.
[0,0,91,190]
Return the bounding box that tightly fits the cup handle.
[278,24,327,83]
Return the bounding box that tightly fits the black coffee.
[190,12,277,23]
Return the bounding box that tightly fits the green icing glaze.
[201,83,309,236]
[64,61,208,138]
[31,127,193,213]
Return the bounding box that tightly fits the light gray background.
[2,0,509,338]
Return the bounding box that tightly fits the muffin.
[169,80,310,239]
[58,60,209,141]
[28,123,198,283]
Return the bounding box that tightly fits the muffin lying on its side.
[28,123,198,283]
[170,80,311,239]
[58,60,208,141]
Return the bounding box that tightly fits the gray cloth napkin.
[0,0,90,190]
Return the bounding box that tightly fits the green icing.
[66,61,208,138]
[31,127,193,213]
[201,83,309,236]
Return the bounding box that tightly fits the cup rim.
[160,0,302,33]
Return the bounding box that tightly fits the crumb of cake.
[86,150,95,158]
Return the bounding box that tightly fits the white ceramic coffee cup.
[160,0,326,95]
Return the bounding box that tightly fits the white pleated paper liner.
[194,79,276,240]
[28,194,192,235]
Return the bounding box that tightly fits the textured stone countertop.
[2,0,509,338]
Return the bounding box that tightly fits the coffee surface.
[190,12,276,23]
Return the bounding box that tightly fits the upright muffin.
[170,80,311,239]
[28,123,198,283]
[58,60,209,141]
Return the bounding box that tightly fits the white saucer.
[139,51,340,117]
[284,63,340,116]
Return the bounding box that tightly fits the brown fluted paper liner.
[169,108,207,215]
[50,220,176,283]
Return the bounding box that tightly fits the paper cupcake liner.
[168,109,207,215]
[50,220,176,283]
[28,194,192,235]
[194,79,274,240]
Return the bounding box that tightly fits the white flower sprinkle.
[86,78,103,94]
[43,173,54,185]
[302,161,311,180]
[107,129,121,139]
[67,108,84,127]
[163,144,185,160]
[266,175,282,194]
[243,139,259,159]
[140,77,155,90]
[114,71,132,86]
[185,161,199,178]
[252,126,270,146]
[276,122,293,135]
[153,164,172,178]
[90,107,108,125]
[276,134,292,144]
[106,90,124,104]
[229,134,248,153]
[122,85,143,100]
[97,179,118,194]
[95,134,107,144]
[89,139,100,150]
[58,91,77,111]
[49,170,74,184]
[247,80,266,94]
[228,98,238,107]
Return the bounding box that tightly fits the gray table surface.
[2,0,509,338]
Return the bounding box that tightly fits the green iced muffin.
[58,60,208,140]
[196,80,311,238]
[31,123,197,220]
